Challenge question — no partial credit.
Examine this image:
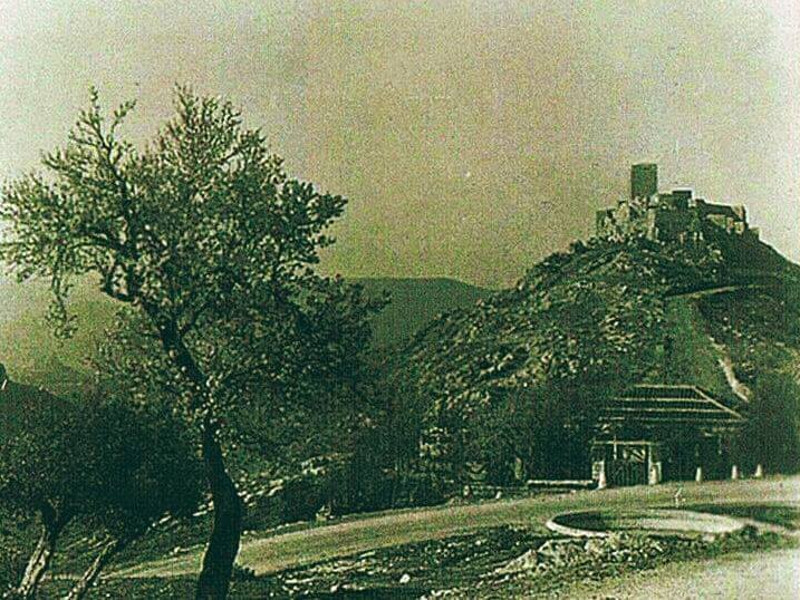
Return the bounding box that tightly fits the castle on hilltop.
[596,164,759,244]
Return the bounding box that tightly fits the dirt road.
[114,476,800,579]
[566,547,800,599]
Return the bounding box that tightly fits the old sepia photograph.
[1,1,798,598]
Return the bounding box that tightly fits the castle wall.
[596,165,752,244]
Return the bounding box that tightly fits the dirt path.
[565,547,800,599]
[667,284,764,301]
[669,283,757,403]
[113,477,800,579]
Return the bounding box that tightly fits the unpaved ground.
[51,525,794,598]
[116,477,800,579]
[565,547,800,599]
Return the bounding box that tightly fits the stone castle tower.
[596,164,758,243]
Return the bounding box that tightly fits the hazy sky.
[1,1,798,288]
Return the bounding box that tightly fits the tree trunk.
[14,503,64,599]
[61,537,124,600]
[142,308,243,599]
[194,417,243,600]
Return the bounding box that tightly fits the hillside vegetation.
[392,229,800,483]
[399,238,722,405]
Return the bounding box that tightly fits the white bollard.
[648,464,659,486]
[754,464,764,479]
[597,461,607,490]
[731,464,739,480]
[695,466,703,483]
[674,486,684,508]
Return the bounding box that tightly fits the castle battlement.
[596,164,758,244]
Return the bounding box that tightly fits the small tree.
[0,381,83,598]
[62,400,203,600]
[1,87,380,598]
[0,376,202,599]
[738,371,800,474]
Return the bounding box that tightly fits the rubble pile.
[495,534,667,577]
[424,525,788,599]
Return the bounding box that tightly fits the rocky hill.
[395,228,800,439]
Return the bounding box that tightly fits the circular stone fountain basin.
[547,509,745,539]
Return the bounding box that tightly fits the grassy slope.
[660,295,735,403]
[694,225,800,383]
[697,285,800,385]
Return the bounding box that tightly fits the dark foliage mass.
[738,372,800,473]
[0,382,202,597]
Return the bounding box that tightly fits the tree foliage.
[0,87,375,407]
[471,379,611,483]
[738,371,800,473]
[0,385,202,598]
[1,86,381,598]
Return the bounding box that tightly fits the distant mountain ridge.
[351,277,491,348]
[0,276,116,395]
[0,275,490,393]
